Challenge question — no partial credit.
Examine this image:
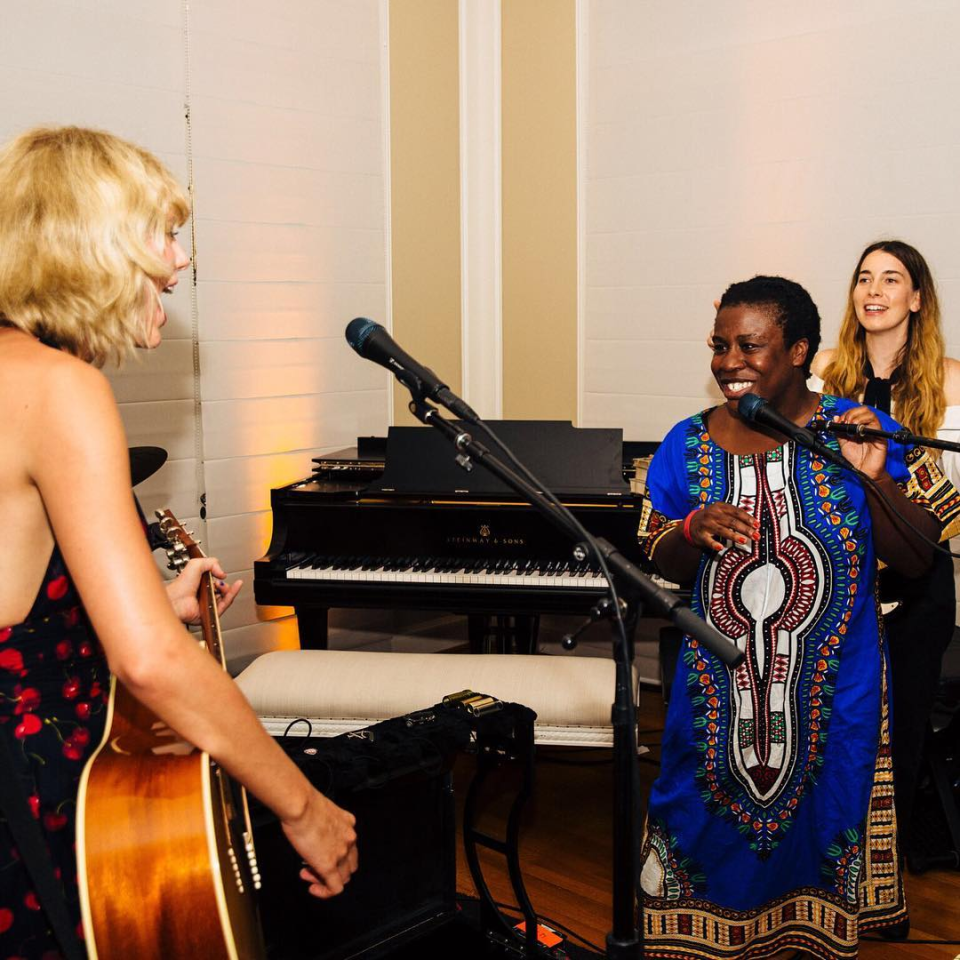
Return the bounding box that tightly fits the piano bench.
[235,650,637,748]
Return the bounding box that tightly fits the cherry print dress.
[0,547,108,959]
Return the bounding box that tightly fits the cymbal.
[129,446,167,486]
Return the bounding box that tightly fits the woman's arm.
[832,405,938,576]
[648,504,759,584]
[30,356,357,898]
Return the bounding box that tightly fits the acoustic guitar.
[77,510,265,959]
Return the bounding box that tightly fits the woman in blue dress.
[637,276,956,959]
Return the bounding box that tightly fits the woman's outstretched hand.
[282,790,359,899]
[165,556,243,624]
[686,503,759,553]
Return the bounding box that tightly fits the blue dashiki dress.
[636,394,960,960]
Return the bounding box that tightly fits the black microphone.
[738,394,850,471]
[345,317,479,421]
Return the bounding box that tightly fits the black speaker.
[256,768,456,960]
[253,709,472,960]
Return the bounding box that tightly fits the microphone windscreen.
[737,393,765,421]
[345,317,379,353]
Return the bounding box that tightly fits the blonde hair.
[0,126,189,365]
[823,239,945,437]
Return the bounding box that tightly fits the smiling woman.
[634,275,956,960]
[811,239,960,869]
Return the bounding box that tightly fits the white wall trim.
[380,0,395,426]
[458,0,502,419]
[575,0,588,428]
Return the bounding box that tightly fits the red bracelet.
[682,508,700,545]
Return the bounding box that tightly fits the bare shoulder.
[31,345,114,416]
[1,331,106,410]
[25,348,123,468]
[943,356,960,406]
[810,348,836,379]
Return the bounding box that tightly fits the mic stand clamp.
[562,597,629,651]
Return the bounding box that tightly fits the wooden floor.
[452,689,960,959]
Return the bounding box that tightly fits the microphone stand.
[813,419,960,453]
[407,398,744,960]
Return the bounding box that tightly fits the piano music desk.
[235,650,639,748]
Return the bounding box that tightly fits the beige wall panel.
[119,400,197,460]
[201,392,387,461]
[207,512,275,576]
[191,1,380,59]
[501,0,576,421]
[193,158,384,229]
[583,394,717,440]
[389,0,462,423]
[0,3,181,89]
[585,284,720,344]
[132,459,200,523]
[584,340,719,402]
[0,71,186,159]
[198,339,383,402]
[190,97,382,175]
[196,281,387,342]
[195,221,384,285]
[190,35,379,119]
[204,452,321,519]
[106,339,196,404]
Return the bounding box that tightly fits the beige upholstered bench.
[235,650,637,747]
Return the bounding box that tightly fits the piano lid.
[368,420,630,497]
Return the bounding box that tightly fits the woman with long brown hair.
[0,126,357,957]
[812,239,960,867]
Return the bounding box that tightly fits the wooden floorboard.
[452,689,960,958]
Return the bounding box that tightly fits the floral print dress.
[0,547,108,959]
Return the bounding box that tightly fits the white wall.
[582,0,960,440]
[0,0,391,666]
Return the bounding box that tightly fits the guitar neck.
[156,510,227,670]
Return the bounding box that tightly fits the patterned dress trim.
[900,443,960,540]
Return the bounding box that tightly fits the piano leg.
[294,605,329,650]
[467,615,540,655]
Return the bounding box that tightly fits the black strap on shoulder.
[0,728,86,960]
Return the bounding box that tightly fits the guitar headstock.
[155,509,205,573]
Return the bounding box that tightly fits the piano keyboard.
[281,555,681,593]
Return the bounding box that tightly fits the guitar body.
[77,513,265,959]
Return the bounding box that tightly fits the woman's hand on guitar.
[165,557,243,624]
[283,790,359,899]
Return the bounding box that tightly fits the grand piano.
[253,421,675,652]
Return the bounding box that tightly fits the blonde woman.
[0,127,356,957]
[811,239,960,866]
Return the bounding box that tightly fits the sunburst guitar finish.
[77,511,265,959]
